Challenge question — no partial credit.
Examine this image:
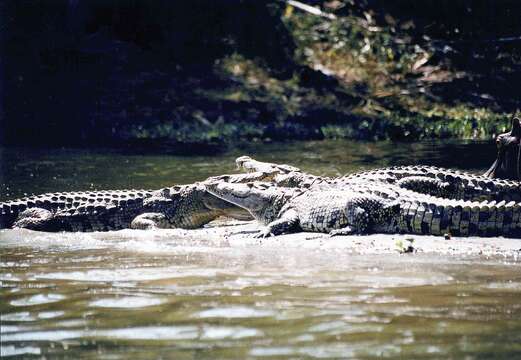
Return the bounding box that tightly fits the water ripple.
[2,325,263,342]
[1,345,41,357]
[89,296,164,308]
[10,294,65,306]
[194,306,274,319]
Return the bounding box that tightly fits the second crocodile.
[205,181,521,238]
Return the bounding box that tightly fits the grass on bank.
[125,3,513,146]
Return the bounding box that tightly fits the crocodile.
[232,118,521,200]
[205,181,521,238]
[235,117,521,191]
[4,152,516,233]
[2,122,518,232]
[235,156,521,202]
[0,164,305,232]
[0,184,255,232]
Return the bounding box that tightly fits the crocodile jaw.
[201,192,253,221]
[204,182,279,219]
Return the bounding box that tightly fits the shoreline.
[1,220,520,262]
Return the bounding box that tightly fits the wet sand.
[196,220,521,260]
[4,219,519,262]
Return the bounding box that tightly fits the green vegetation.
[3,1,519,149]
[284,4,513,139]
[122,1,515,146]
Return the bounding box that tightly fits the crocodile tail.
[398,199,521,238]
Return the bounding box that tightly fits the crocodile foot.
[13,208,58,231]
[131,213,170,230]
[252,227,275,238]
[329,226,355,237]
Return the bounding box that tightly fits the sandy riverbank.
[194,220,521,260]
[2,219,519,261]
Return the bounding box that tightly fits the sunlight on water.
[10,294,66,307]
[89,296,165,308]
[1,228,520,358]
[1,141,521,358]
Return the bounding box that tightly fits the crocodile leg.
[13,208,61,231]
[254,209,300,238]
[131,213,170,229]
[329,226,355,236]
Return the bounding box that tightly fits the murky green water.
[1,140,521,359]
[0,139,494,200]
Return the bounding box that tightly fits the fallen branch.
[282,0,336,20]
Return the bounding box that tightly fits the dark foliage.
[1,0,297,146]
[1,0,519,148]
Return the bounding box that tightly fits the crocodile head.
[485,116,520,180]
[143,184,253,227]
[236,156,300,174]
[205,182,294,224]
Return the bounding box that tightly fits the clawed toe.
[329,226,354,237]
[253,229,274,238]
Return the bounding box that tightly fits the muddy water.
[1,140,521,359]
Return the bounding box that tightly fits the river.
[1,140,520,359]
